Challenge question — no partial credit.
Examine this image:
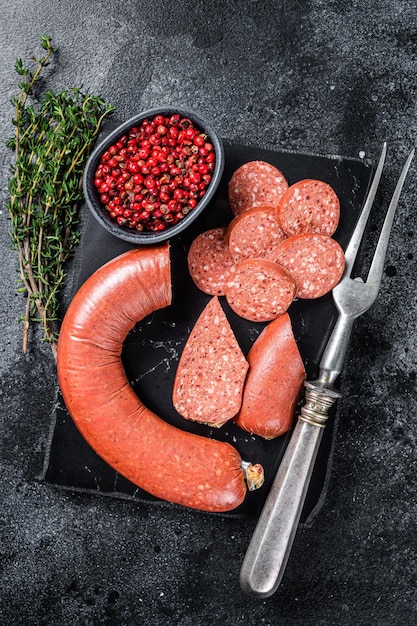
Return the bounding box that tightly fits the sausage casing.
[57,244,252,512]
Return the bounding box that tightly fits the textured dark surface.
[1,2,417,625]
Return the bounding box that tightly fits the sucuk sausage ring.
[57,244,264,512]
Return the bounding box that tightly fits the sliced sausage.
[172,296,249,427]
[57,245,264,512]
[227,205,287,264]
[228,161,288,216]
[276,179,340,237]
[224,258,297,322]
[187,227,236,296]
[270,233,345,299]
[234,313,305,439]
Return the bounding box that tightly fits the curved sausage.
[276,179,340,237]
[57,245,263,512]
[224,258,297,322]
[187,227,236,296]
[234,314,305,439]
[227,205,287,264]
[270,233,345,299]
[228,161,288,216]
[173,296,249,427]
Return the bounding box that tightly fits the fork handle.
[240,386,337,598]
[318,311,355,386]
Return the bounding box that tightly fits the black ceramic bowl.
[83,106,225,245]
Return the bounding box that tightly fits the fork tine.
[365,147,415,290]
[322,146,414,385]
[343,142,387,275]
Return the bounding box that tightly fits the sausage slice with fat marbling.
[227,205,287,264]
[224,258,297,322]
[276,179,340,237]
[187,227,236,296]
[228,161,288,216]
[270,233,345,299]
[172,296,249,427]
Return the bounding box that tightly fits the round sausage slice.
[187,227,236,296]
[227,205,287,264]
[270,234,345,299]
[225,259,297,322]
[276,179,340,237]
[228,161,288,216]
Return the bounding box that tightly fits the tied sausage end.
[241,461,265,491]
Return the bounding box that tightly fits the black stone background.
[1,2,417,625]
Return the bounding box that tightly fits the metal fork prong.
[343,142,387,275]
[365,147,415,295]
[321,146,414,386]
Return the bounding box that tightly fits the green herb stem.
[6,36,115,358]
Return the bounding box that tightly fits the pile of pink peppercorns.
[93,113,215,233]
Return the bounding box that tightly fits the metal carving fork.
[240,143,415,598]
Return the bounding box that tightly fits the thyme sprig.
[6,35,115,360]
